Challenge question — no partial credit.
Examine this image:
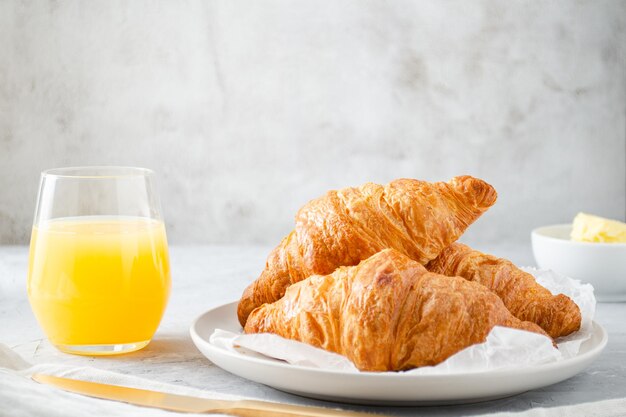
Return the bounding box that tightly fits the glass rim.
[41,166,155,179]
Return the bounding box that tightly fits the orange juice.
[27,216,170,352]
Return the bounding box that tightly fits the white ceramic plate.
[190,301,608,406]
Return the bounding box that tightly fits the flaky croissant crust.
[245,249,549,372]
[427,243,581,339]
[238,175,497,326]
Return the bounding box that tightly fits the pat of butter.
[571,212,626,243]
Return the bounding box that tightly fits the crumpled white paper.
[210,268,595,374]
[521,267,596,358]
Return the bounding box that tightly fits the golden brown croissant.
[238,175,497,326]
[427,243,581,339]
[245,249,550,372]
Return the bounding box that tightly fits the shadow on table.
[93,334,206,366]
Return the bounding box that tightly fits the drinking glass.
[27,167,171,355]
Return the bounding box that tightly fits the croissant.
[245,249,550,372]
[238,175,497,326]
[427,243,581,339]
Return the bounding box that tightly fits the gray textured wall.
[1,1,625,246]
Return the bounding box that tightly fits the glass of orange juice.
[27,167,171,355]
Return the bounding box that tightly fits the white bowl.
[532,224,626,302]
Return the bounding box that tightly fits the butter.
[571,212,626,243]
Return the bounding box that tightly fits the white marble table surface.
[1,245,625,416]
